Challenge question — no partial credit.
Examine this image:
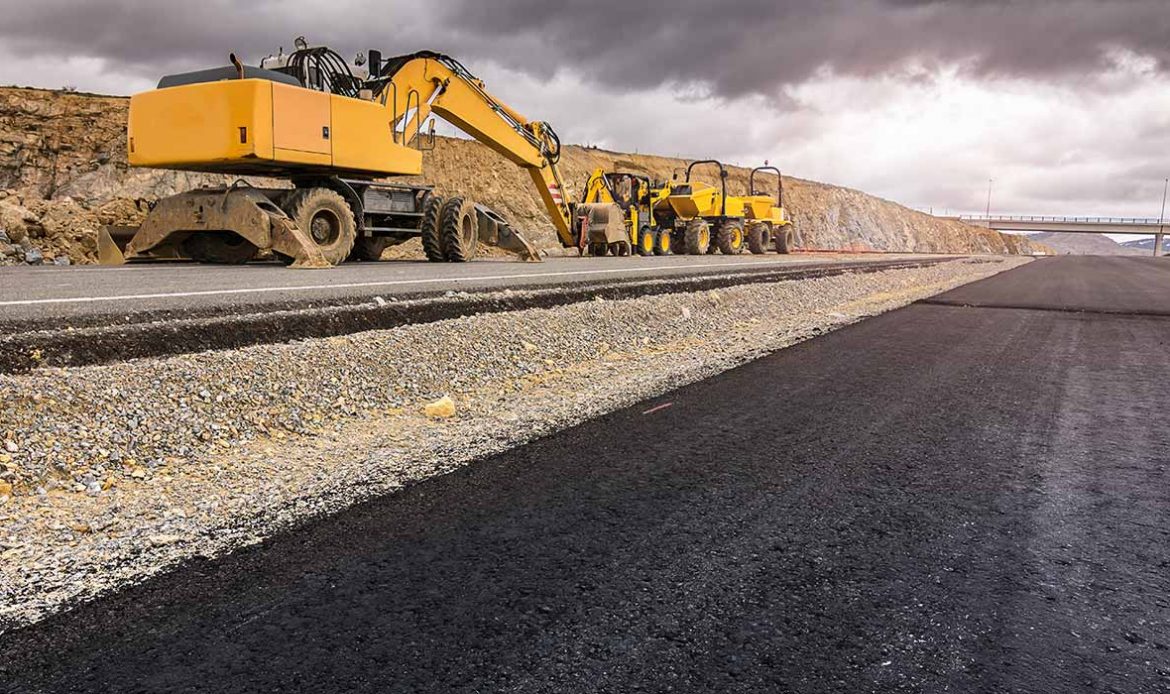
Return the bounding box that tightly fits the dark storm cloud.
[0,1,424,78]
[0,0,1164,95]
[434,0,1169,96]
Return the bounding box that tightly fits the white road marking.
[641,402,674,415]
[0,259,827,307]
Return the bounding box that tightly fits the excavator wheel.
[589,242,608,257]
[637,226,655,256]
[653,229,672,256]
[774,223,795,255]
[683,219,710,256]
[747,223,772,254]
[180,232,258,265]
[284,187,356,266]
[420,192,445,262]
[439,196,479,262]
[716,220,745,255]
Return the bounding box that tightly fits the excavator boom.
[377,51,576,247]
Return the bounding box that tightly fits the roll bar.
[750,166,783,207]
[686,159,728,217]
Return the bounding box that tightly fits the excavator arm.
[377,52,577,248]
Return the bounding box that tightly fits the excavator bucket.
[97,226,131,265]
[575,203,627,245]
[474,204,542,262]
[124,188,330,268]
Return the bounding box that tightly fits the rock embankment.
[0,86,1044,264]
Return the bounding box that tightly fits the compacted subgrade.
[1,257,1167,692]
[0,256,949,372]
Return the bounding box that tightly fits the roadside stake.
[641,402,673,415]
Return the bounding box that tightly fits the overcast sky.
[2,0,1168,220]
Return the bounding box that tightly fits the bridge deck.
[955,214,1167,235]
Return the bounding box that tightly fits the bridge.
[948,214,1166,256]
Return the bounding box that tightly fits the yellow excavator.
[106,40,613,267]
[576,168,673,257]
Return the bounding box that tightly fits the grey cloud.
[434,0,1170,97]
[0,1,1165,97]
[0,0,430,79]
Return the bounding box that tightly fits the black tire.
[774,223,795,254]
[420,193,445,262]
[439,197,479,262]
[637,226,655,256]
[715,219,744,255]
[180,232,258,264]
[589,242,608,257]
[284,187,356,266]
[610,240,630,257]
[747,222,771,254]
[683,219,709,256]
[653,229,672,255]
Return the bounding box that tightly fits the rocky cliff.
[0,86,1045,263]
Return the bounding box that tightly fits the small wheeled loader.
[575,169,673,257]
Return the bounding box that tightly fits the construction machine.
[107,40,611,267]
[652,160,795,256]
[576,168,673,257]
[653,160,749,256]
[743,166,796,254]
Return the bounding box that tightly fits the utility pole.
[985,179,993,219]
[1156,178,1168,258]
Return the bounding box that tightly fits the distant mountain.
[1030,232,1146,256]
[1120,237,1169,252]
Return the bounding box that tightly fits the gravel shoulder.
[0,257,1029,631]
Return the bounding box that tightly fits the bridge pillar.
[1156,232,1164,258]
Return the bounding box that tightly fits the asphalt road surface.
[0,253,925,325]
[2,256,1168,693]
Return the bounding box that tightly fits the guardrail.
[959,214,1164,225]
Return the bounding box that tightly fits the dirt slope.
[0,86,1044,263]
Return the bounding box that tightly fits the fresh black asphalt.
[2,256,1168,692]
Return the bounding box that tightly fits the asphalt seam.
[919,298,1170,319]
